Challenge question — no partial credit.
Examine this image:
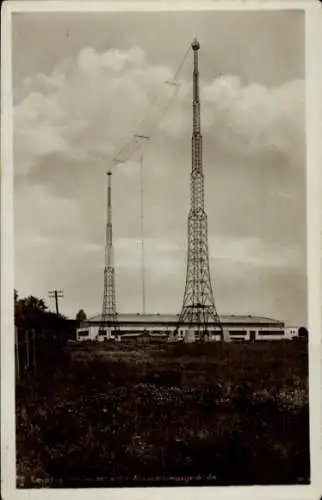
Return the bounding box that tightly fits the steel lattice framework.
[101,172,118,332]
[178,38,222,340]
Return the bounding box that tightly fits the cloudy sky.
[12,9,306,325]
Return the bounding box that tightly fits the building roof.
[84,313,284,326]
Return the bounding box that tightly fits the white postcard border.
[1,1,322,500]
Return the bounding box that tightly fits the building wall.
[285,327,300,340]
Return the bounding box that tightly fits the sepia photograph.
[1,1,322,498]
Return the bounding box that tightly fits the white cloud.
[159,75,305,168]
[14,46,177,176]
[15,184,81,239]
[113,234,300,276]
[202,76,304,166]
[209,235,301,270]
[114,236,183,271]
[77,46,147,73]
[14,46,304,177]
[13,45,306,324]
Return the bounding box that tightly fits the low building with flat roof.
[76,313,293,343]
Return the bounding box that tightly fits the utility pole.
[48,290,64,315]
[134,134,150,315]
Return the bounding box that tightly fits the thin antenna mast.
[140,150,146,315]
[134,134,150,315]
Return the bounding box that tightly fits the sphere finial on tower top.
[192,38,200,51]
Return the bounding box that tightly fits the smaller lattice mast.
[100,171,118,337]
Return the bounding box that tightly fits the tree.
[15,295,48,330]
[15,292,71,375]
[76,309,87,323]
[23,296,47,312]
[298,326,308,341]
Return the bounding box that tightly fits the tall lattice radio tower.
[178,38,222,341]
[100,171,118,336]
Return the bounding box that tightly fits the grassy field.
[16,340,310,487]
